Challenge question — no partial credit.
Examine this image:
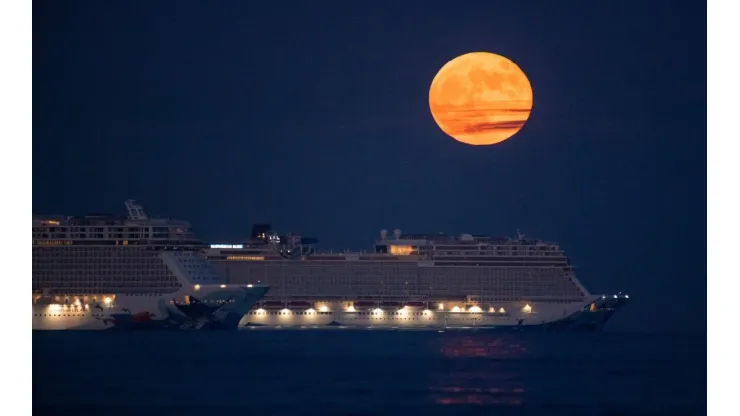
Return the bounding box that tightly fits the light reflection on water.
[439,334,529,358]
[33,331,705,414]
[432,334,527,406]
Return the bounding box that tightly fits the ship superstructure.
[32,200,269,330]
[205,225,629,331]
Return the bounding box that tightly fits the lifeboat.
[260,300,285,310]
[288,301,312,309]
[380,301,401,308]
[353,301,376,309]
[404,301,426,308]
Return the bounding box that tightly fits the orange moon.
[429,52,533,146]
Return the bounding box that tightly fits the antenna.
[125,200,148,220]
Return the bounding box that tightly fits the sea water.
[33,330,706,415]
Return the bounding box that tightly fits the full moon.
[429,52,533,146]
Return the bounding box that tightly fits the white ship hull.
[207,226,630,332]
[242,295,628,331]
[32,201,273,330]
[32,249,269,330]
[33,285,269,330]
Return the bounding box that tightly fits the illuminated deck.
[205,226,629,330]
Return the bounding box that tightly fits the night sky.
[33,1,706,333]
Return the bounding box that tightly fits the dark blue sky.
[33,0,706,332]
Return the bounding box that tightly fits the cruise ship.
[205,224,629,331]
[32,200,269,330]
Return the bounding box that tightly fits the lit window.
[389,245,413,256]
[227,255,265,261]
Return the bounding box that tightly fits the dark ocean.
[33,330,706,415]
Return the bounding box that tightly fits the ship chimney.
[393,229,401,239]
[380,229,388,240]
[125,199,148,220]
